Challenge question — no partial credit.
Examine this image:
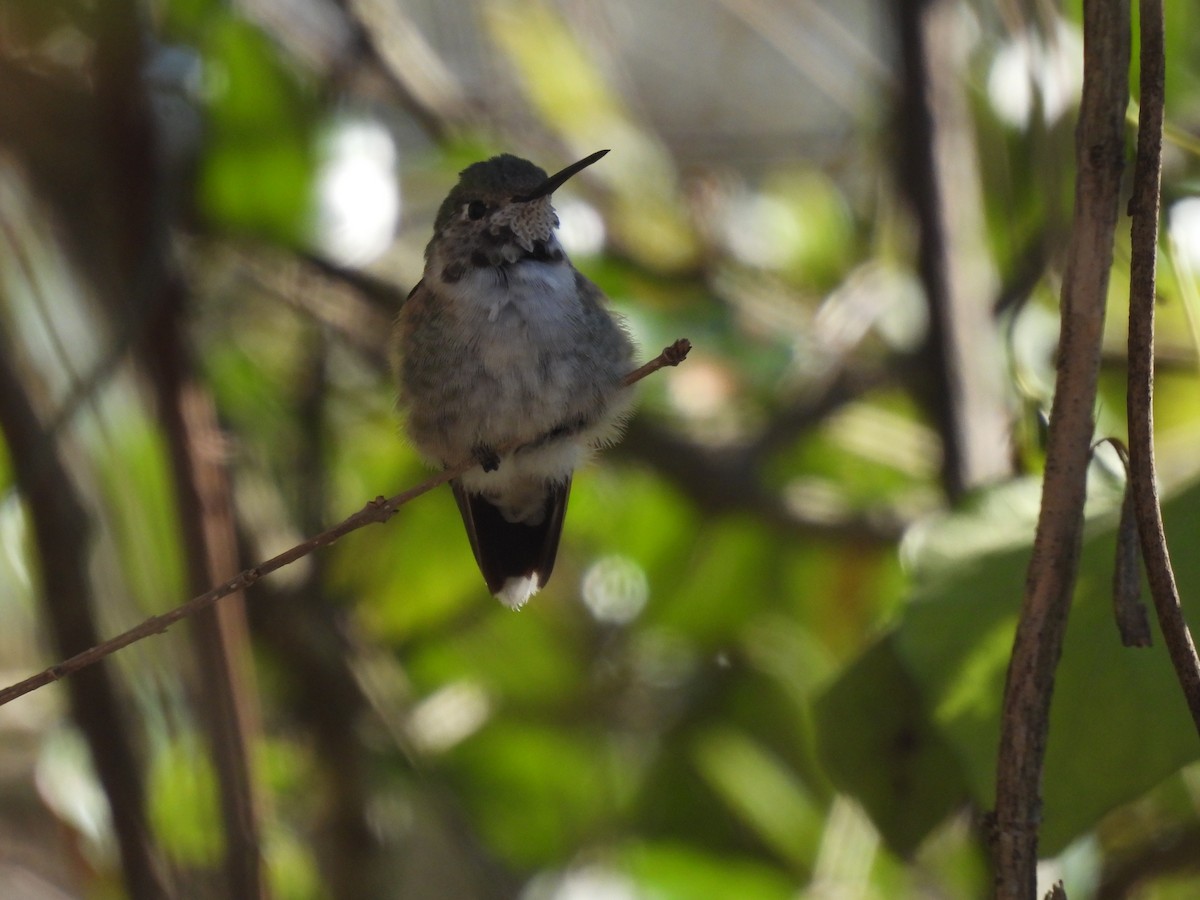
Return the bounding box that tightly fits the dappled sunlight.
[405,680,492,755]
[555,197,606,258]
[580,554,649,625]
[987,18,1083,128]
[1169,196,1200,269]
[315,117,402,266]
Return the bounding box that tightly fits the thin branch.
[621,337,690,386]
[0,340,691,709]
[990,0,1130,895]
[1125,0,1200,727]
[280,245,906,544]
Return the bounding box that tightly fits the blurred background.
[3,0,1200,897]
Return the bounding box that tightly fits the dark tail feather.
[451,478,570,603]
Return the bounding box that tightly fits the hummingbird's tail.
[451,477,570,609]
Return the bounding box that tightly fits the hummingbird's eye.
[466,200,489,220]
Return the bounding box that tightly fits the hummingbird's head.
[429,150,608,265]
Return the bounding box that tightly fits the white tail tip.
[496,574,541,610]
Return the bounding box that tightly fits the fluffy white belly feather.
[446,262,587,435]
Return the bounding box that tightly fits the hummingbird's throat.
[492,197,557,253]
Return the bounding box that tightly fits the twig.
[1095,437,1153,648]
[1125,0,1200,727]
[621,338,691,386]
[990,0,1130,896]
[0,340,691,709]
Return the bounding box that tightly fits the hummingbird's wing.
[451,477,570,609]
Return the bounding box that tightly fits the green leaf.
[622,841,797,900]
[691,726,824,869]
[818,472,1200,854]
[814,637,971,855]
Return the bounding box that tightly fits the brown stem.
[1125,0,1200,727]
[990,0,1130,896]
[621,338,691,386]
[144,285,269,899]
[894,0,1010,500]
[0,349,170,897]
[0,340,690,709]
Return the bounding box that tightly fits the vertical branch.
[894,0,1011,501]
[1125,0,1200,726]
[92,0,268,891]
[991,0,1130,897]
[93,0,270,889]
[0,351,170,898]
[144,285,269,899]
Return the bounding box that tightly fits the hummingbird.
[392,150,635,609]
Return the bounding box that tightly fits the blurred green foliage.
[148,735,225,865]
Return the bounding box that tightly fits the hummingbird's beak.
[514,149,609,202]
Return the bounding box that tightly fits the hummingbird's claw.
[474,444,501,473]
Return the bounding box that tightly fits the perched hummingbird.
[392,150,635,609]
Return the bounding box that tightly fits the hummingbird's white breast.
[440,254,597,503]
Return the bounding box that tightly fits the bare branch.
[621,337,691,386]
[991,0,1130,895]
[0,340,691,709]
[1093,437,1153,647]
[894,0,1011,499]
[143,287,267,897]
[1124,0,1200,729]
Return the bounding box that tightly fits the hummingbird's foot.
[474,444,502,472]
